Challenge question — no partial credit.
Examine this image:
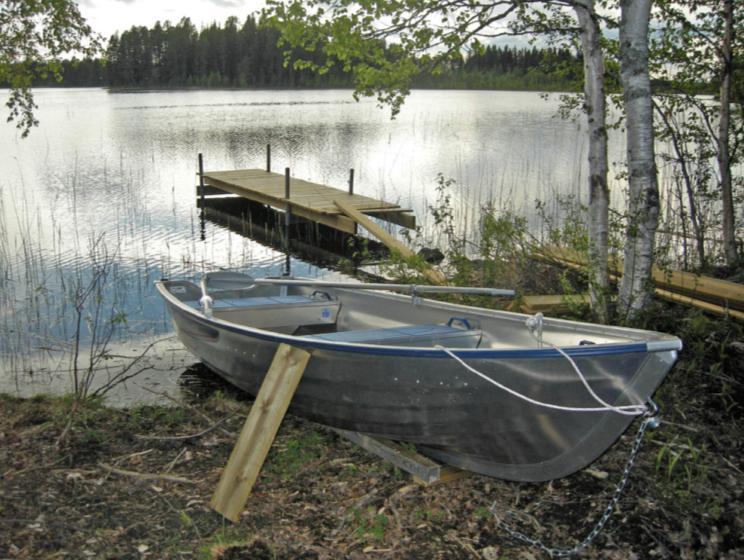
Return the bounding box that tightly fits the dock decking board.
[202,169,414,235]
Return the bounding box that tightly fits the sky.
[75,0,267,39]
[74,0,536,49]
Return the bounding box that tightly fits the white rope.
[436,319,648,415]
[529,330,647,415]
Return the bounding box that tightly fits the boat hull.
[161,288,679,481]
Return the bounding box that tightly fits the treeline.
[418,45,581,91]
[32,16,348,88]
[31,17,581,91]
[463,45,578,75]
[104,16,350,88]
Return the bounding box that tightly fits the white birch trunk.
[618,0,659,320]
[574,0,610,323]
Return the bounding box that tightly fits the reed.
[0,165,195,404]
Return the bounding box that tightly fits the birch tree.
[574,0,610,321]
[717,0,738,265]
[618,0,659,318]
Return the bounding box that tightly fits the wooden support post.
[284,167,291,276]
[333,198,446,285]
[509,294,591,314]
[210,344,311,522]
[198,153,206,199]
[266,143,271,173]
[348,168,355,195]
[198,153,206,240]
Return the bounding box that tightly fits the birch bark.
[618,0,659,319]
[574,0,610,322]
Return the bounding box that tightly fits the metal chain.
[490,407,660,558]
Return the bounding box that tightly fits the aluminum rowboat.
[156,273,681,481]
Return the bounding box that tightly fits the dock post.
[348,168,355,195]
[284,167,291,276]
[266,144,271,173]
[198,153,206,240]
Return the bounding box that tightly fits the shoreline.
[25,84,580,94]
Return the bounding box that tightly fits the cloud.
[207,0,245,7]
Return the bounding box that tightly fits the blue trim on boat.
[170,300,650,360]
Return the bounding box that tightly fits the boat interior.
[161,272,663,350]
[165,279,484,348]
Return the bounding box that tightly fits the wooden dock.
[201,169,416,234]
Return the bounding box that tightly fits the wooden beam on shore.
[654,288,744,321]
[210,344,311,522]
[650,269,744,311]
[508,294,591,314]
[535,245,744,314]
[333,198,446,285]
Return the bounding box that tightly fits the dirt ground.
[1,341,743,560]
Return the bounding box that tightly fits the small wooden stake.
[209,344,311,522]
[266,143,271,173]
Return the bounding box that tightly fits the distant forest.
[33,16,581,92]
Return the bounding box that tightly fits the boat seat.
[187,293,340,332]
[310,321,482,348]
[208,295,321,310]
[186,294,322,310]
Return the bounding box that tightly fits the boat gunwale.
[155,281,682,358]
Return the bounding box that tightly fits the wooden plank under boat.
[156,272,681,482]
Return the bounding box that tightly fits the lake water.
[0,88,624,404]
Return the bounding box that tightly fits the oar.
[253,278,515,297]
[203,270,257,291]
[199,271,514,297]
